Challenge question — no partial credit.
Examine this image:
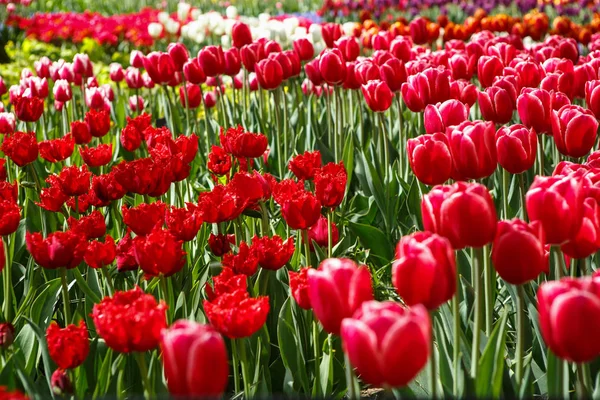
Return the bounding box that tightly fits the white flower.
[158,11,170,24]
[258,13,270,23]
[190,8,201,19]
[177,2,192,21]
[221,35,231,48]
[225,5,238,19]
[148,22,164,38]
[309,24,322,43]
[165,19,180,34]
[342,22,357,37]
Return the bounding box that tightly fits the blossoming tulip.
[254,58,283,90]
[292,38,314,61]
[46,321,89,370]
[197,46,225,77]
[401,67,452,112]
[495,124,537,174]
[552,105,599,158]
[478,85,514,124]
[361,80,393,112]
[379,58,407,92]
[423,99,469,135]
[407,133,453,185]
[447,120,497,180]
[477,56,504,88]
[341,301,430,387]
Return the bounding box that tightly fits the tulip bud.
[293,38,314,61]
[424,99,469,135]
[335,36,359,62]
[407,133,453,186]
[561,198,600,259]
[495,124,537,174]
[0,322,15,349]
[0,112,16,134]
[109,63,124,82]
[361,80,393,112]
[447,120,497,180]
[319,49,346,86]
[129,95,144,112]
[167,42,189,71]
[379,58,407,92]
[552,105,599,158]
[51,369,73,396]
[223,48,241,77]
[179,83,202,109]
[585,80,600,120]
[517,88,553,135]
[478,85,514,124]
[307,216,339,250]
[204,91,217,108]
[232,21,253,49]
[130,50,145,69]
[254,58,283,90]
[183,58,206,85]
[198,46,225,77]
[477,56,504,88]
[321,23,342,48]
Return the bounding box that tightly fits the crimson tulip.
[585,80,600,120]
[46,321,89,370]
[552,105,599,158]
[197,46,225,77]
[361,80,393,112]
[423,99,469,135]
[255,58,283,90]
[495,124,537,174]
[447,120,497,180]
[319,49,346,86]
[292,38,314,61]
[478,85,515,124]
[407,132,453,186]
[379,58,407,92]
[477,56,504,88]
[561,198,600,259]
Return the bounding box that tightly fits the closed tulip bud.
[492,219,546,285]
[198,46,225,77]
[305,58,323,86]
[409,17,429,45]
[335,36,360,62]
[450,79,477,107]
[407,133,453,186]
[254,58,283,90]
[125,67,144,89]
[179,83,202,109]
[51,369,73,396]
[240,42,263,72]
[183,58,206,85]
[262,40,282,56]
[392,232,456,310]
[319,49,346,86]
[422,181,498,249]
[341,301,430,388]
[552,105,599,158]
[379,58,407,92]
[129,95,144,112]
[585,80,600,120]
[204,91,217,108]
[361,80,393,112]
[232,21,253,49]
[477,56,504,88]
[390,36,413,63]
[53,79,72,103]
[308,258,374,335]
[292,38,314,61]
[495,124,537,174]
[321,23,342,48]
[447,120,497,180]
[223,48,241,77]
[143,52,176,85]
[373,50,394,69]
[517,88,553,134]
[0,322,15,349]
[307,216,339,250]
[561,198,600,259]
[167,43,189,71]
[73,53,93,77]
[109,63,124,82]
[424,99,469,135]
[526,173,585,244]
[478,85,514,124]
[537,277,600,362]
[161,321,229,397]
[355,60,380,85]
[268,52,293,80]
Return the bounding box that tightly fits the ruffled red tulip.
[552,105,599,158]
[116,232,137,272]
[46,321,89,370]
[289,268,311,310]
[423,100,469,135]
[308,216,339,250]
[26,230,87,269]
[538,277,600,362]
[84,236,116,269]
[14,95,44,122]
[314,162,347,208]
[478,85,514,124]
[307,258,373,335]
[198,46,225,77]
[251,235,294,271]
[319,49,347,86]
[208,233,235,257]
[2,131,38,167]
[39,134,74,163]
[122,202,166,236]
[495,124,537,174]
[393,231,456,309]
[70,120,92,145]
[37,176,69,212]
[0,200,20,236]
[204,267,247,301]
[92,286,167,353]
[84,109,110,138]
[526,173,584,245]
[219,125,268,158]
[203,288,269,338]
[341,301,430,388]
[254,58,283,90]
[447,120,497,180]
[133,226,186,278]
[422,181,498,249]
[197,185,245,223]
[160,320,228,397]
[491,219,546,285]
[79,143,112,167]
[56,165,90,196]
[361,80,393,112]
[288,150,322,181]
[166,204,202,242]
[207,146,232,176]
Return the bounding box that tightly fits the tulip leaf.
[29,278,61,331]
[475,307,509,398]
[348,221,393,264]
[277,298,310,394]
[23,317,56,398]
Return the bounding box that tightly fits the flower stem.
[471,246,484,378]
[312,319,321,397]
[344,351,359,400]
[430,311,437,399]
[327,209,333,258]
[515,284,525,390]
[60,267,71,325]
[231,339,241,394]
[302,230,311,267]
[237,338,252,399]
[101,267,114,297]
[134,352,153,399]
[484,245,494,335]
[2,237,12,322]
[502,169,510,219]
[519,173,528,221]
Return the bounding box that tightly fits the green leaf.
[348,221,393,263]
[23,317,56,398]
[277,298,310,394]
[476,307,509,398]
[29,278,61,331]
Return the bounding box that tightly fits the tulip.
[407,133,453,186]
[322,23,342,48]
[341,301,430,387]
[401,67,452,112]
[46,321,89,370]
[160,320,229,397]
[561,198,600,259]
[409,17,430,45]
[478,86,514,124]
[289,268,311,309]
[390,36,412,62]
[288,150,322,180]
[167,43,189,71]
[361,80,393,112]
[495,124,537,174]
[305,58,323,86]
[526,173,584,245]
[179,83,202,109]
[393,231,456,310]
[254,58,283,90]
[537,277,600,362]
[423,99,469,135]
[450,79,478,107]
[134,226,185,278]
[26,231,87,270]
[204,91,217,108]
[355,60,380,85]
[2,131,38,167]
[240,42,263,72]
[585,80,600,120]
[422,181,498,249]
[0,322,15,349]
[53,79,72,103]
[292,38,314,61]
[379,58,407,92]
[182,58,206,85]
[223,48,241,77]
[51,370,73,396]
[307,258,373,334]
[198,46,225,77]
[14,95,44,122]
[109,63,124,82]
[232,21,253,49]
[514,59,544,88]
[491,219,546,285]
[319,49,346,86]
[449,52,475,80]
[143,52,176,85]
[0,112,16,134]
[307,216,339,250]
[314,162,347,208]
[477,56,504,88]
[517,88,553,135]
[122,202,166,236]
[208,233,234,257]
[552,105,599,158]
[268,52,293,80]
[129,95,144,112]
[335,36,359,62]
[447,120,497,180]
[251,235,294,271]
[56,165,90,196]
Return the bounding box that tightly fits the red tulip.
[448,52,476,81]
[561,198,600,259]
[80,144,112,167]
[116,232,137,272]
[341,301,430,388]
[167,43,189,71]
[160,320,229,397]
[0,200,19,237]
[409,17,430,45]
[392,231,456,310]
[198,46,225,77]
[182,58,206,85]
[478,85,514,124]
[361,80,393,112]
[289,268,311,309]
[254,58,283,90]
[447,120,497,180]
[46,321,89,370]
[207,145,232,176]
[495,124,537,174]
[335,36,360,62]
[219,125,268,158]
[143,52,176,84]
[84,108,110,138]
[197,185,246,223]
[208,233,235,257]
[223,48,241,77]
[423,99,469,135]
[322,23,342,48]
[251,235,294,271]
[0,322,14,349]
[288,150,322,180]
[491,219,546,285]
[2,131,38,167]
[293,38,314,61]
[450,79,478,107]
[70,120,92,144]
[92,286,167,353]
[204,90,217,108]
[231,21,252,48]
[537,277,600,362]
[26,230,87,269]
[526,173,584,244]
[203,288,269,338]
[379,58,407,92]
[133,226,185,278]
[179,83,202,109]
[422,181,498,249]
[39,134,75,163]
[355,60,380,85]
[514,59,544,88]
[407,133,452,186]
[319,49,347,86]
[305,58,323,86]
[586,80,600,120]
[314,162,347,208]
[51,369,73,396]
[401,67,452,112]
[166,204,202,242]
[14,95,44,122]
[477,56,504,88]
[552,105,599,158]
[56,165,91,196]
[240,42,264,72]
[37,176,69,212]
[84,236,116,270]
[122,202,166,236]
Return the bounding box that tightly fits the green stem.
[519,173,528,221]
[273,90,283,178]
[259,201,269,237]
[60,268,71,325]
[302,230,311,267]
[281,87,289,165]
[484,245,494,335]
[101,267,114,297]
[159,276,172,323]
[452,294,461,397]
[182,78,191,134]
[312,319,321,397]
[580,257,588,276]
[502,169,510,219]
[237,338,252,399]
[516,284,525,390]
[396,94,404,180]
[231,339,241,394]
[471,247,484,378]
[327,209,333,258]
[134,352,153,399]
[344,351,359,400]
[2,237,12,322]
[538,136,545,176]
[378,113,390,178]
[430,311,437,399]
